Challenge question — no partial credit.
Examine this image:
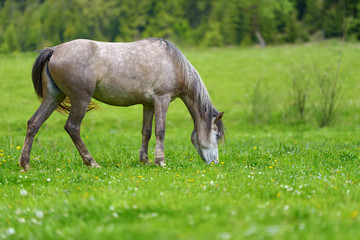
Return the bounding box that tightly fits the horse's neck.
[181,93,210,132]
[181,64,213,131]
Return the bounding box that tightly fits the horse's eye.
[216,133,221,140]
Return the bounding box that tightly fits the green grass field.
[1,41,360,239]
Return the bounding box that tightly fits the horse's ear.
[214,112,224,123]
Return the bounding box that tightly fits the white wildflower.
[20,189,28,197]
[6,228,15,235]
[35,210,44,219]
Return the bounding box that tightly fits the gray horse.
[19,38,225,171]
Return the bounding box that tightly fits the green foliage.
[220,0,241,45]
[314,67,341,128]
[0,0,360,52]
[249,80,274,125]
[286,62,341,127]
[1,24,20,53]
[346,2,360,40]
[285,13,299,43]
[323,5,345,38]
[202,21,224,47]
[304,0,322,34]
[285,65,311,124]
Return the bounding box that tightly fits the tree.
[0,0,359,52]
[141,0,187,40]
[345,0,360,40]
[220,0,248,45]
[304,0,322,34]
[1,24,20,52]
[241,0,293,47]
[285,12,299,43]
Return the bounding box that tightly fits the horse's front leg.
[139,105,154,164]
[153,94,171,167]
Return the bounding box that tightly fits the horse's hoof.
[154,159,166,167]
[139,159,151,165]
[22,164,31,171]
[89,161,101,168]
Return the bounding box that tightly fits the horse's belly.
[93,95,142,106]
[92,82,153,106]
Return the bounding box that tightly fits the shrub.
[313,66,341,128]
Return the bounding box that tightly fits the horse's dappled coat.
[20,38,225,170]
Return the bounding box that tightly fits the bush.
[285,62,342,128]
[285,65,311,124]
[249,80,274,125]
[323,6,344,38]
[0,25,20,53]
[313,67,341,128]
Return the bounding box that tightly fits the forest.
[0,0,359,52]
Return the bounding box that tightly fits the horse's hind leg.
[64,98,100,168]
[139,105,154,164]
[20,97,64,171]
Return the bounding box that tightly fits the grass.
[1,41,360,239]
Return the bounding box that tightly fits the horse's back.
[48,39,183,106]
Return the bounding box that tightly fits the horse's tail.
[32,48,54,100]
[32,48,98,114]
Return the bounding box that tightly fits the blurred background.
[0,0,359,52]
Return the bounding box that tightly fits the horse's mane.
[146,38,225,140]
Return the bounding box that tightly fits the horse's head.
[191,112,225,164]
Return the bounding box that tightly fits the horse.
[19,38,225,171]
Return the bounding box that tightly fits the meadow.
[0,41,360,239]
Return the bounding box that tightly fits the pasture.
[1,41,360,239]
